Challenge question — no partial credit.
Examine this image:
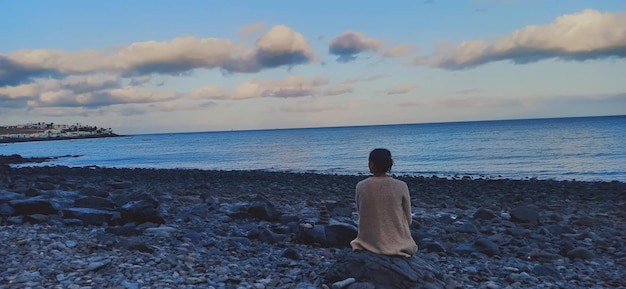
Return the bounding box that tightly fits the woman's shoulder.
[389,177,408,186]
[356,177,372,186]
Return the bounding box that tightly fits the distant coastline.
[0,134,122,144]
[0,122,121,144]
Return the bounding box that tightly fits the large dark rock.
[420,240,446,253]
[110,191,158,207]
[510,205,539,224]
[119,200,165,224]
[532,265,562,280]
[473,208,498,220]
[9,196,58,215]
[0,190,25,202]
[0,203,15,216]
[453,237,499,257]
[542,225,575,236]
[567,247,596,259]
[248,199,282,221]
[257,228,288,244]
[297,222,357,247]
[325,249,452,289]
[456,222,479,234]
[110,181,133,190]
[324,222,358,247]
[63,208,120,226]
[79,185,109,198]
[75,196,116,210]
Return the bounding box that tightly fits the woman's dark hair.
[369,148,393,175]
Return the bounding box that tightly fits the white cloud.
[386,83,415,95]
[412,9,626,69]
[383,44,416,58]
[255,25,318,68]
[323,85,354,96]
[341,74,388,84]
[0,82,39,99]
[1,25,317,85]
[329,31,385,62]
[190,86,229,99]
[231,76,329,99]
[280,99,346,113]
[238,22,266,37]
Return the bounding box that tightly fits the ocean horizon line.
[127,114,626,136]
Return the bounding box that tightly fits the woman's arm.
[402,183,412,225]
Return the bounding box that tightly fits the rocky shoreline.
[0,155,625,288]
[0,134,122,144]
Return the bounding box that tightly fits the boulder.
[248,199,282,221]
[456,222,479,234]
[37,182,56,191]
[257,228,288,244]
[532,265,562,280]
[567,247,596,260]
[0,190,25,202]
[325,249,452,289]
[63,208,120,226]
[79,185,109,198]
[0,203,15,216]
[297,222,357,247]
[324,222,358,247]
[453,237,499,257]
[542,225,575,236]
[510,205,539,224]
[473,208,498,220]
[420,240,446,253]
[110,191,158,207]
[74,196,116,210]
[110,181,133,190]
[119,200,165,224]
[9,196,58,215]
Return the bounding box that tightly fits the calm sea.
[2,115,625,182]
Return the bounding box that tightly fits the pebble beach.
[0,155,625,288]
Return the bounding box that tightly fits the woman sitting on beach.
[350,148,418,257]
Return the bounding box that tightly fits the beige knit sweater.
[350,176,418,257]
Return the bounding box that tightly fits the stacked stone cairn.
[318,199,330,224]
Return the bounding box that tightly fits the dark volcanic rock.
[37,182,56,191]
[74,196,116,210]
[0,203,15,216]
[9,196,58,215]
[248,198,282,221]
[79,185,110,198]
[324,222,358,247]
[543,224,575,236]
[110,181,133,190]
[325,249,452,289]
[119,200,165,224]
[258,228,287,244]
[453,238,499,257]
[457,222,479,234]
[0,190,25,202]
[110,191,158,208]
[567,247,596,260]
[532,265,562,280]
[473,208,498,220]
[510,205,539,224]
[420,240,446,253]
[62,208,120,225]
[297,222,357,248]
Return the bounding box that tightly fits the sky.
[1,0,625,134]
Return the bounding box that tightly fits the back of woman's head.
[369,148,393,175]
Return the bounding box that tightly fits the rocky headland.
[0,155,624,288]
